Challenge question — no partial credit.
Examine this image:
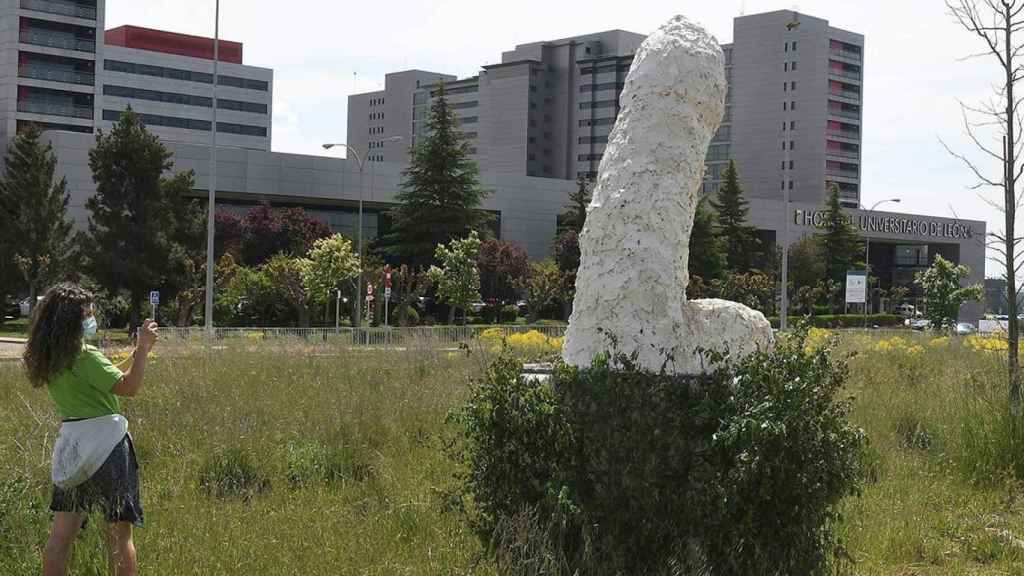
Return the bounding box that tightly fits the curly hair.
[23,283,94,388]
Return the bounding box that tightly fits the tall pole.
[356,161,365,333]
[204,0,220,336]
[780,120,791,331]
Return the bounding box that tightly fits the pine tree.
[383,81,491,267]
[85,108,195,327]
[0,126,75,311]
[821,183,863,288]
[711,160,760,273]
[688,197,727,286]
[561,175,592,234]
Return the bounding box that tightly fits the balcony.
[20,30,95,53]
[18,99,93,119]
[826,148,861,160]
[830,47,862,62]
[825,167,860,179]
[830,89,861,101]
[829,68,862,81]
[21,0,96,20]
[19,64,94,86]
[827,129,861,140]
[829,107,861,120]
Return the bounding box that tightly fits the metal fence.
[156,324,567,349]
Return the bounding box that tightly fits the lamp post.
[203,0,221,337]
[779,13,801,331]
[862,198,901,324]
[322,137,402,335]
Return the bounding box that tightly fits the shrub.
[770,314,904,329]
[450,327,867,575]
[393,304,420,327]
[500,305,519,324]
[198,447,270,500]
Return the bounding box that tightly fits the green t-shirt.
[48,345,123,420]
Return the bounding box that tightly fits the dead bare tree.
[944,0,1024,416]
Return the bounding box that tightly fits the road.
[0,341,24,360]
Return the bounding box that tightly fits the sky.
[106,0,1013,277]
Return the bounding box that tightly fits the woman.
[23,283,158,576]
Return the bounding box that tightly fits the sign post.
[366,283,374,346]
[148,291,160,322]
[845,270,867,326]
[335,289,341,333]
[384,266,392,330]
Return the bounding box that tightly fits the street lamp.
[322,137,402,333]
[863,198,901,321]
[204,0,221,337]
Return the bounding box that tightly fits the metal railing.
[156,325,568,349]
[829,68,862,81]
[17,99,93,119]
[825,168,860,179]
[830,48,862,62]
[830,89,861,101]
[828,108,860,120]
[19,64,94,86]
[21,0,97,19]
[827,129,860,140]
[826,148,861,160]
[20,30,96,53]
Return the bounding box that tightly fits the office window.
[784,82,788,92]
[790,140,795,150]
[784,62,788,71]
[791,100,796,110]
[782,161,786,170]
[784,42,789,52]
[782,181,786,190]
[792,61,798,71]
[789,161,794,169]
[791,121,796,130]
[791,81,796,90]
[782,122,786,131]
[789,180,794,190]
[793,41,798,50]
[783,102,788,111]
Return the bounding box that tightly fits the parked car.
[897,304,918,317]
[910,318,932,331]
[470,301,486,314]
[3,298,19,320]
[955,322,977,336]
[19,296,44,318]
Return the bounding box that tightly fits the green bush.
[770,314,904,329]
[450,328,867,575]
[198,447,270,500]
[500,305,519,324]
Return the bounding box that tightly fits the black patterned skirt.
[50,433,144,527]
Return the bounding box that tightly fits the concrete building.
[347,11,863,207]
[100,25,273,150]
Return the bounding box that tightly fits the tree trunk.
[1005,6,1023,418]
[298,304,311,328]
[447,305,455,326]
[176,301,194,327]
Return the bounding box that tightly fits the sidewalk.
[0,336,26,344]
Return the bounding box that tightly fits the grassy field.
[3,332,1024,574]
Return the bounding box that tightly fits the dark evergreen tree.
[0,126,75,312]
[85,108,196,328]
[561,175,592,234]
[711,160,761,273]
[688,197,727,285]
[382,81,491,267]
[821,183,863,288]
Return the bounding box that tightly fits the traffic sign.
[149,291,160,306]
[385,286,392,301]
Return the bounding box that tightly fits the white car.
[955,322,977,336]
[19,296,44,318]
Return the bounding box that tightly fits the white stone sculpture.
[563,15,774,375]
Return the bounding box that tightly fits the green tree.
[561,175,592,234]
[0,126,75,312]
[517,259,563,324]
[426,232,482,325]
[85,108,197,327]
[264,255,315,328]
[301,234,360,307]
[788,234,826,296]
[821,184,862,309]
[688,197,727,286]
[384,82,492,267]
[915,255,983,331]
[711,160,760,273]
[162,171,207,326]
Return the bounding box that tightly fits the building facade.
[0,1,272,150]
[347,11,863,207]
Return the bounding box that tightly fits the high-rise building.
[0,2,272,150]
[348,10,864,207]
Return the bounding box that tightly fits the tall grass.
[4,333,1024,574]
[0,343,490,575]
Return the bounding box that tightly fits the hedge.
[769,314,905,329]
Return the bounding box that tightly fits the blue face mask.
[83,316,98,337]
